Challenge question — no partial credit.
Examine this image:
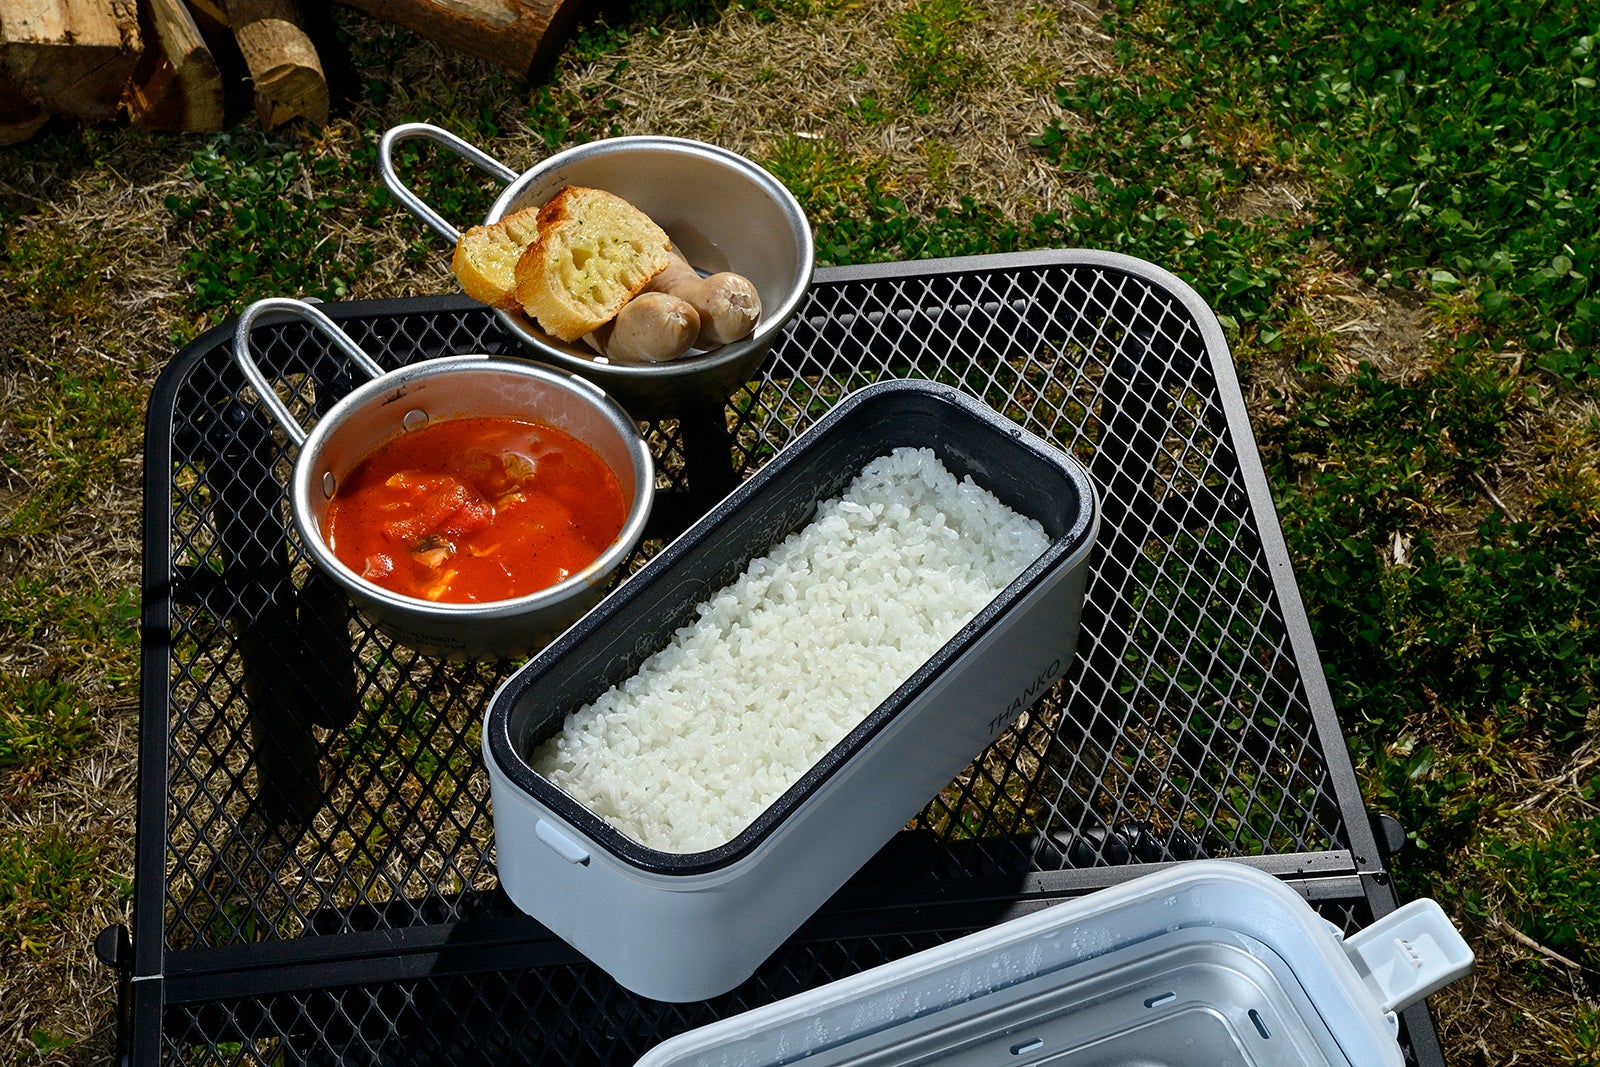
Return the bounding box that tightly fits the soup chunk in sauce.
[326,416,628,604]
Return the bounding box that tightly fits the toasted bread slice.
[450,205,545,311]
[513,186,672,342]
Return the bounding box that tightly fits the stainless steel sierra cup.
[232,296,655,660]
[379,125,815,419]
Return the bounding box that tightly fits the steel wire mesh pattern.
[140,252,1414,1063]
[158,930,958,1066]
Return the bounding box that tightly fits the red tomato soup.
[325,416,629,604]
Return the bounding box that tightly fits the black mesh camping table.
[117,250,1448,1064]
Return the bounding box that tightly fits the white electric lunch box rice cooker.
[483,380,1100,1002]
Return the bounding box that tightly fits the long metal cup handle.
[233,297,388,448]
[378,122,522,245]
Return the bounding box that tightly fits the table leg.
[208,396,357,824]
[644,401,742,541]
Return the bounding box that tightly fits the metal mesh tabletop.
[126,250,1444,1064]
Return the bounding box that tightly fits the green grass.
[1030,0,1599,375]
[0,364,145,539]
[0,828,105,954]
[1293,4,1600,381]
[1473,813,1600,966]
[4,228,113,320]
[163,137,383,320]
[889,0,987,114]
[0,677,97,785]
[335,683,480,799]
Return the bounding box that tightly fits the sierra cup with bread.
[379,124,815,418]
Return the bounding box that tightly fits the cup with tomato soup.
[233,297,654,660]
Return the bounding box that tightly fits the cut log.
[0,62,47,144]
[178,0,258,126]
[184,0,226,26]
[0,0,144,121]
[334,0,586,80]
[224,0,326,128]
[124,0,224,131]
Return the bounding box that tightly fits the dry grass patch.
[555,0,1112,223]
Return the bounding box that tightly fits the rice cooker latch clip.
[1342,898,1474,1025]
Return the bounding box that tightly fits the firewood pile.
[0,0,585,145]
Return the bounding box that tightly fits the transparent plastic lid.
[635,862,1471,1067]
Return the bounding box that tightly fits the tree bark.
[0,63,47,144]
[0,0,144,120]
[334,0,585,79]
[123,0,225,131]
[224,0,326,127]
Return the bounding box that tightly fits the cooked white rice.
[528,446,1049,853]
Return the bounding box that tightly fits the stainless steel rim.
[289,355,655,623]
